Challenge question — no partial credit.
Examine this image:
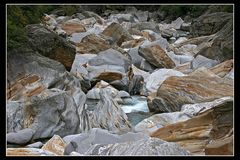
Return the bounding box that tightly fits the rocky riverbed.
[7,5,233,156]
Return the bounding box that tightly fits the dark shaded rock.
[190,12,232,37]
[128,75,144,95]
[25,24,76,70]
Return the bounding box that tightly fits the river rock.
[191,12,233,61]
[121,38,145,49]
[89,89,132,134]
[131,64,150,82]
[76,34,111,54]
[61,19,86,35]
[102,22,133,46]
[109,13,135,23]
[158,24,178,38]
[26,142,44,148]
[151,98,233,155]
[64,128,148,155]
[86,81,119,100]
[7,89,82,141]
[117,90,131,98]
[88,48,131,72]
[166,51,194,66]
[85,137,190,155]
[128,74,145,95]
[137,97,233,135]
[190,12,233,37]
[209,59,233,77]
[25,24,76,70]
[7,148,55,156]
[150,68,233,112]
[139,44,175,68]
[135,112,191,135]
[181,22,191,31]
[70,53,96,78]
[225,68,234,79]
[82,11,105,25]
[170,17,184,30]
[134,11,149,22]
[191,55,219,69]
[7,128,35,145]
[140,59,156,72]
[146,69,185,93]
[132,22,159,32]
[41,135,66,155]
[128,47,144,68]
[80,17,96,28]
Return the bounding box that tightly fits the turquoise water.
[121,96,149,113]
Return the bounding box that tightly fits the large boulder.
[76,34,111,54]
[191,55,219,70]
[146,69,186,93]
[128,47,144,68]
[89,89,132,134]
[209,59,233,77]
[41,135,66,155]
[139,44,175,68]
[134,11,149,22]
[170,17,184,30]
[132,22,159,32]
[61,19,86,35]
[88,48,131,70]
[136,97,232,135]
[151,98,233,155]
[64,128,148,155]
[109,13,135,23]
[190,12,233,62]
[102,22,134,46]
[150,67,233,112]
[7,89,85,140]
[190,12,232,37]
[7,128,35,145]
[85,138,190,155]
[25,24,76,70]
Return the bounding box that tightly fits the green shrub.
[7,5,57,51]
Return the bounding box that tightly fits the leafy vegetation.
[7,5,57,51]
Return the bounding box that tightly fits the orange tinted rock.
[121,38,145,49]
[41,135,66,155]
[95,71,123,82]
[150,99,233,155]
[7,148,55,156]
[152,69,233,112]
[205,135,233,155]
[102,22,133,46]
[62,22,86,35]
[209,59,233,77]
[76,34,111,54]
[139,44,175,68]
